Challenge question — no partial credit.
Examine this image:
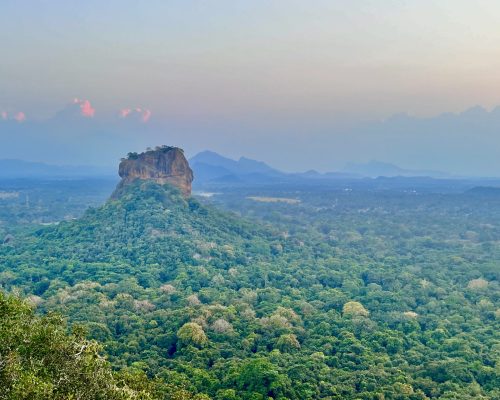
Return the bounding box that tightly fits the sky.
[1,1,500,175]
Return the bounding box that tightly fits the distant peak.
[197,150,220,156]
[460,105,488,117]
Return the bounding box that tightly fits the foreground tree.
[0,293,208,400]
[0,292,155,399]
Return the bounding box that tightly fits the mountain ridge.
[342,160,451,178]
[0,152,467,183]
[0,159,115,178]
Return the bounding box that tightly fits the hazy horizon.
[2,102,500,177]
[2,1,500,175]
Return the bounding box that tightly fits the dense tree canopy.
[0,291,217,399]
[1,181,499,399]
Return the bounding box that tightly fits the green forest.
[0,180,499,399]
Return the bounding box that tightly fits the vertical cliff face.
[112,146,193,197]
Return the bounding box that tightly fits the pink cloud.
[119,107,152,123]
[73,98,95,118]
[120,108,132,118]
[14,112,26,122]
[80,100,95,118]
[141,109,152,122]
[0,110,25,122]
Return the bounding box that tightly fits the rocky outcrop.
[3,234,14,245]
[112,146,193,198]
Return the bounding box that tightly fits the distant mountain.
[466,186,500,196]
[2,154,457,184]
[0,159,115,178]
[190,151,279,174]
[292,170,361,180]
[189,151,283,184]
[342,160,450,178]
[190,151,451,186]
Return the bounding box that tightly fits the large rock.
[3,234,14,245]
[112,146,193,197]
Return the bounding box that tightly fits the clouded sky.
[1,1,500,174]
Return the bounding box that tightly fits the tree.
[342,301,369,317]
[177,322,208,348]
[0,293,155,399]
[232,358,290,398]
[276,334,300,352]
